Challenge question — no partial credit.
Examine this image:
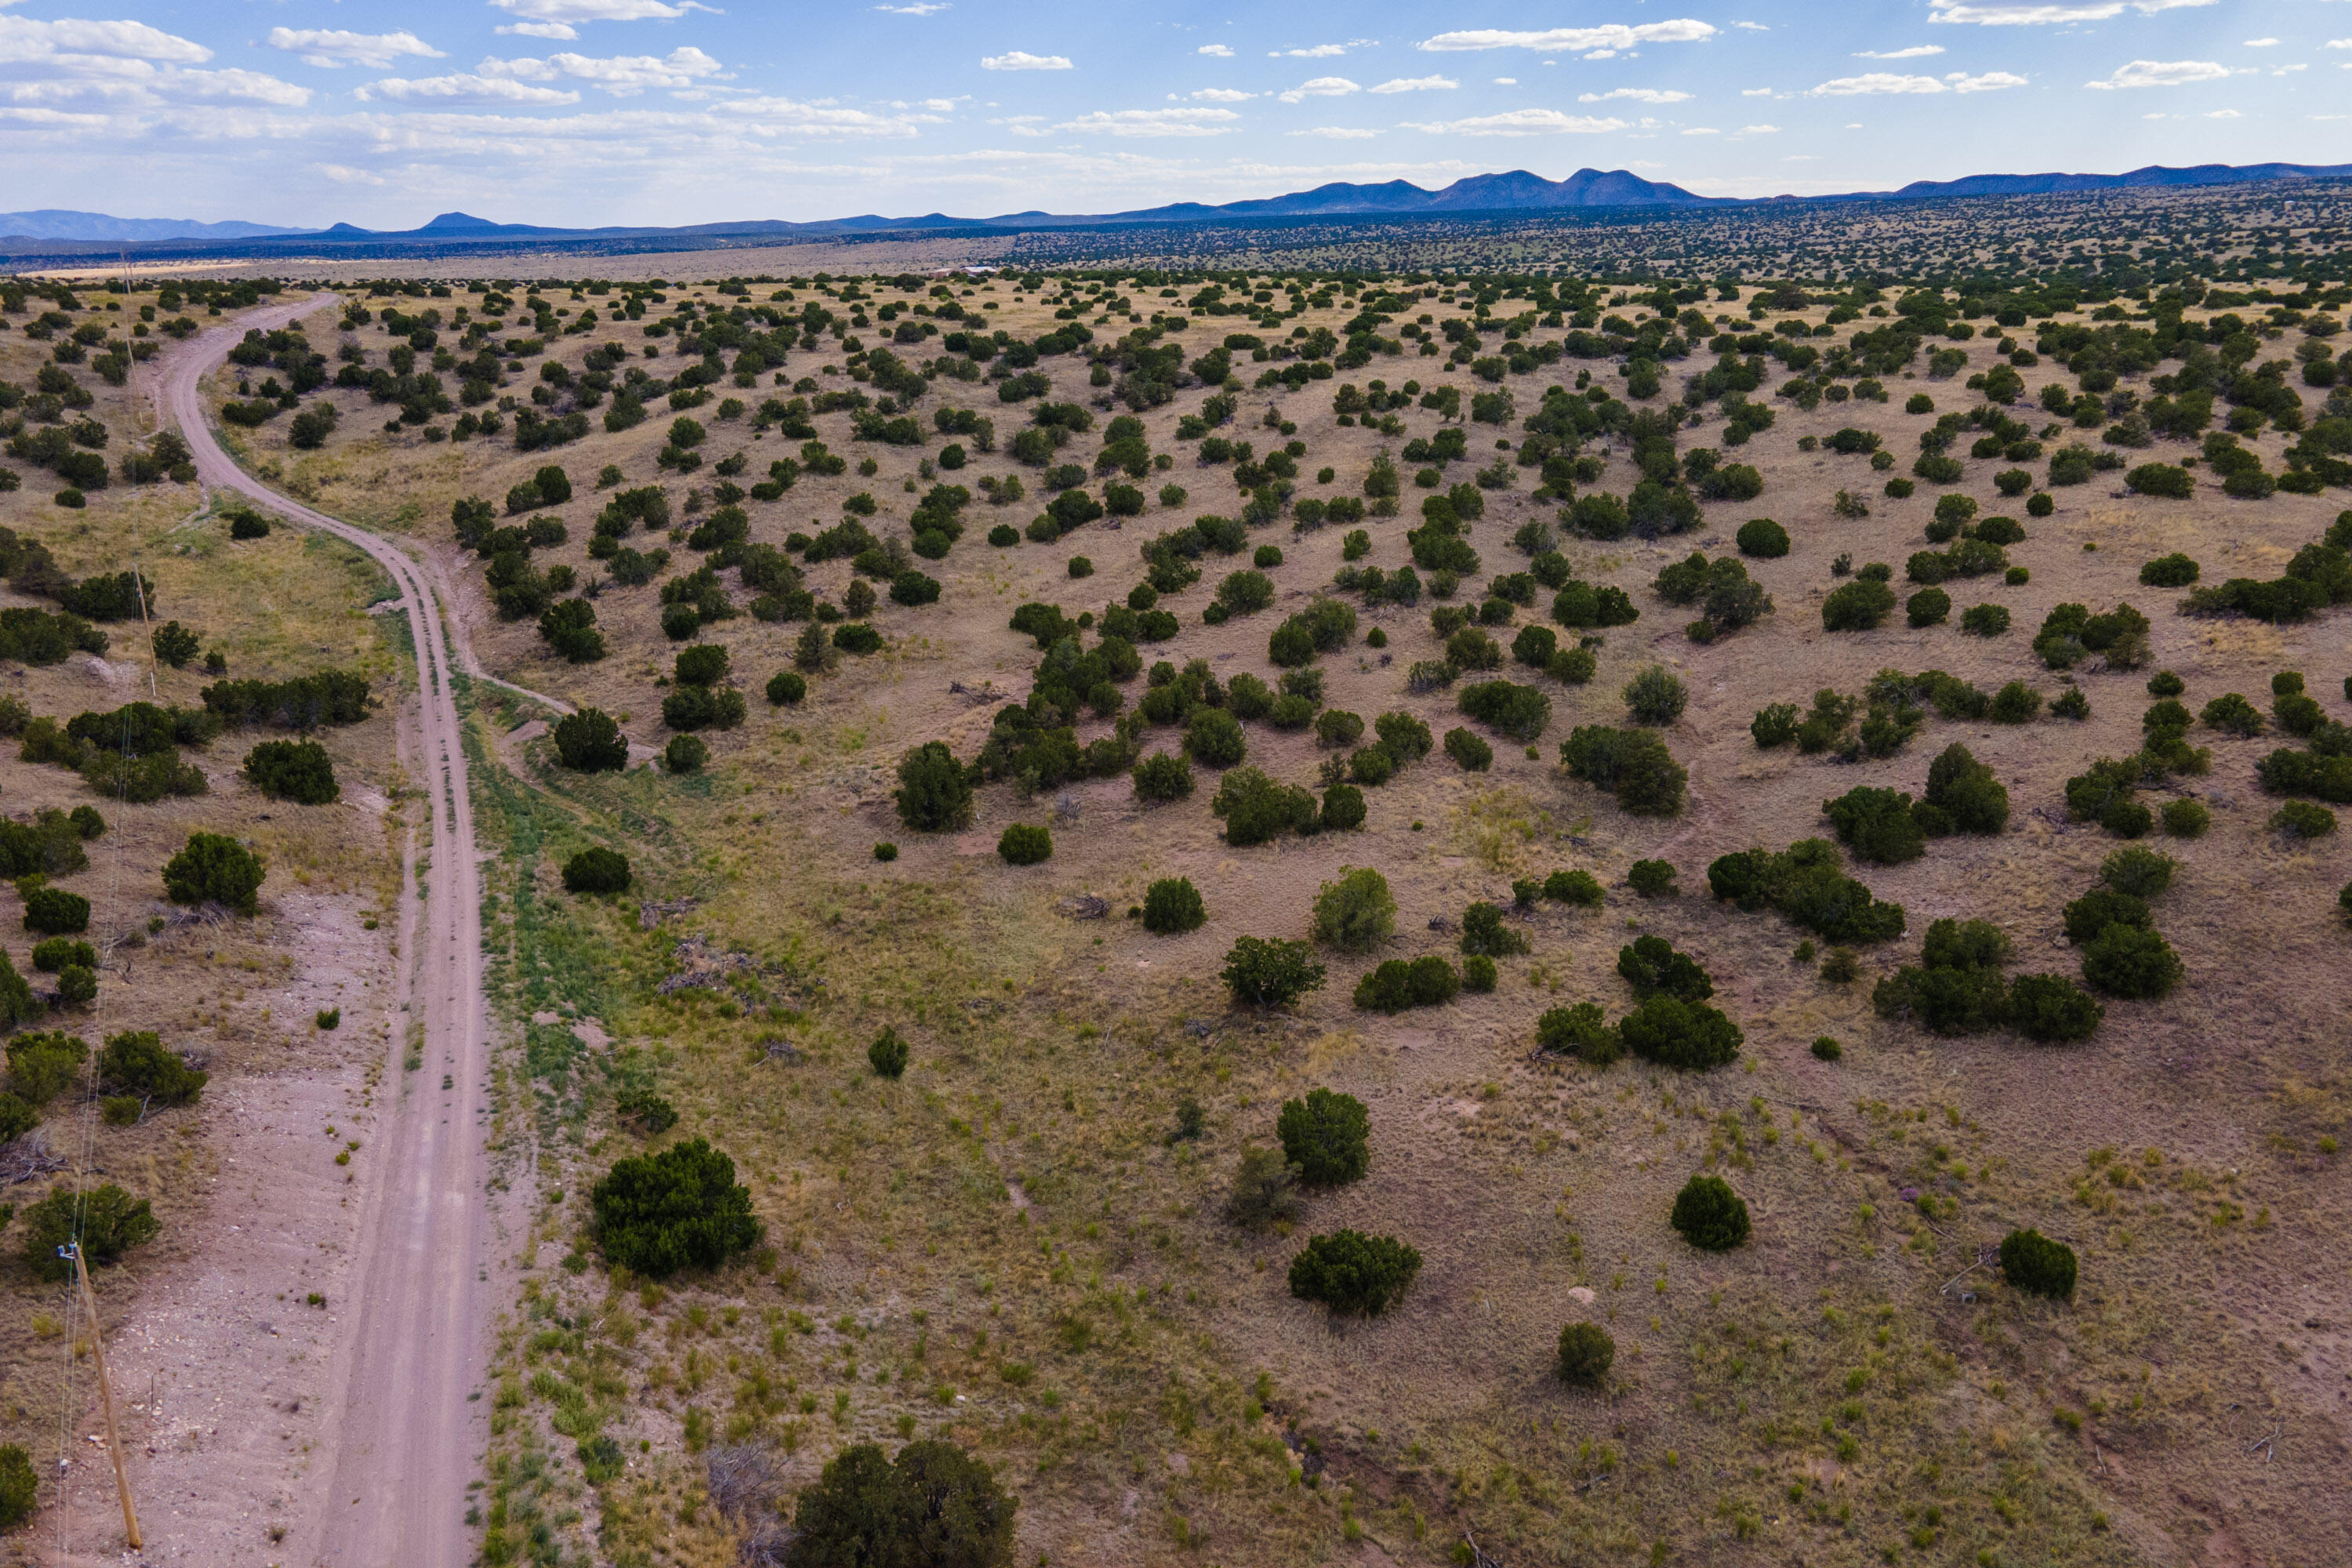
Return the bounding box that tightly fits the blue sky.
[1,0,2347,227]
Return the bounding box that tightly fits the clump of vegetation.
[895,742,974,832]
[1276,1088,1370,1186]
[1141,877,1204,934]
[2000,1229,2078,1300]
[1534,1002,1621,1065]
[24,1183,157,1279]
[1225,1146,1305,1231]
[1555,1323,1615,1388]
[867,1028,909,1079]
[1352,955,1462,1013]
[996,823,1053,865]
[1618,995,1744,1069]
[1221,936,1324,1009]
[1628,858,1677,897]
[1559,726,1687,816]
[1312,867,1395,954]
[590,1138,761,1278]
[552,708,629,773]
[1288,1229,1422,1316]
[1670,1174,1751,1250]
[1708,840,1907,945]
[561,847,630,895]
[243,739,339,804]
[787,1441,1018,1567]
[1615,935,1711,1002]
[162,831,265,915]
[1459,901,1530,958]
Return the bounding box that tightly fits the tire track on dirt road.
[144,294,557,1566]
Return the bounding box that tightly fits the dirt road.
[140,296,501,1567]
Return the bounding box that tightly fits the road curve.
[154,296,502,1568]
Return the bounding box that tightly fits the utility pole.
[69,1244,142,1551]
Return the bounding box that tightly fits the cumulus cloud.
[0,14,213,65]
[1054,106,1238,136]
[1276,75,1359,103]
[1739,122,1780,132]
[1740,86,1773,96]
[478,47,725,95]
[1578,87,1692,103]
[1857,45,1944,59]
[728,95,942,136]
[358,74,580,105]
[981,50,1072,71]
[876,2,951,13]
[0,14,315,107]
[1368,75,1457,93]
[1190,87,1253,102]
[1680,125,1719,135]
[1417,21,1716,53]
[2205,107,2240,116]
[1493,76,1517,85]
[495,23,579,40]
[1291,125,1377,137]
[358,73,579,104]
[267,28,445,69]
[1808,72,1948,95]
[488,0,705,23]
[2085,58,2237,88]
[1928,0,2213,23]
[1196,44,1233,57]
[1950,70,2027,91]
[1733,20,1769,31]
[1272,44,1350,58]
[1400,107,1627,134]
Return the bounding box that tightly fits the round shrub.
[162,832,265,914]
[2140,553,2199,587]
[1319,782,1367,831]
[561,847,631,894]
[1811,1035,1842,1061]
[23,1183,154,1280]
[1443,727,1494,771]
[873,841,898,862]
[1907,586,1950,627]
[766,670,808,706]
[663,734,708,773]
[1067,554,1093,579]
[1277,1087,1371,1185]
[1736,517,1789,558]
[894,741,974,832]
[0,1443,34,1530]
[1670,1174,1751,1251]
[590,1138,761,1278]
[244,739,339,804]
[996,823,1053,865]
[55,966,96,1006]
[553,708,630,772]
[2161,798,2210,837]
[1348,744,1395,786]
[30,937,93,974]
[21,886,89,935]
[1628,858,1677,898]
[1142,877,1206,935]
[1536,1002,1621,1064]
[868,1028,909,1079]
[1131,751,1195,802]
[1555,1322,1615,1388]
[787,1442,1018,1568]
[1182,707,1247,769]
[1462,953,1497,992]
[2270,800,2337,840]
[2147,670,2185,698]
[1960,603,2011,637]
[2004,974,2104,1042]
[1622,664,1687,726]
[1821,578,1896,632]
[2101,846,2176,898]
[2080,923,2183,999]
[987,523,1019,547]
[1312,866,1396,954]
[1287,1229,1421,1316]
[1999,1228,2077,1299]
[1617,994,1742,1070]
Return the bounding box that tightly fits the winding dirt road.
[151,296,502,1566]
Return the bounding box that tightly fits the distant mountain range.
[4,160,2346,259]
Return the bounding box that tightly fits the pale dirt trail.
[98,295,553,1566]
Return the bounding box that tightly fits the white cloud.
[1292,125,1377,137]
[2085,58,2237,88]
[2326,39,2352,50]
[2242,37,2278,46]
[1493,76,1517,85]
[1858,45,1944,59]
[0,14,212,65]
[1733,20,1769,31]
[1417,21,1718,53]
[358,73,580,105]
[2272,63,2307,74]
[496,23,579,40]
[1680,125,1719,135]
[2206,107,2240,115]
[1191,87,1253,102]
[1272,44,1349,58]
[1579,87,1692,103]
[479,47,724,96]
[1054,106,1237,136]
[1400,107,1628,134]
[1196,44,1233,57]
[1740,86,1773,96]
[0,14,316,107]
[1928,0,2214,23]
[981,50,1071,71]
[1808,72,1947,95]
[728,95,941,136]
[318,162,386,186]
[488,0,702,23]
[267,28,445,69]
[876,2,951,13]
[1739,122,1780,132]
[1950,70,2027,90]
[1277,75,1359,103]
[1369,74,1457,93]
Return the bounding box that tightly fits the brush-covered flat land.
[2,209,2349,1568]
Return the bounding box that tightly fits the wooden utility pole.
[71,1245,142,1551]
